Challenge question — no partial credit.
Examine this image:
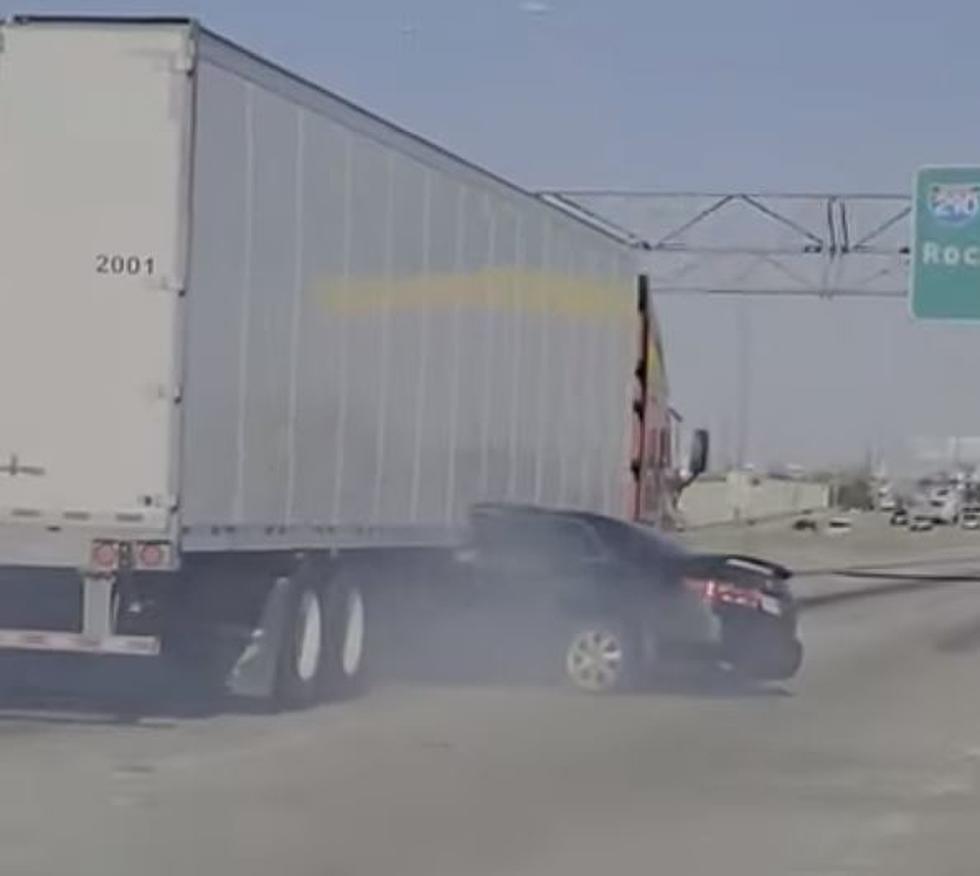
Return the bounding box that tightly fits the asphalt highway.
[1,520,979,875]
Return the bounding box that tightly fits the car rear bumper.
[718,610,801,679]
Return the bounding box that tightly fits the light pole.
[735,297,752,469]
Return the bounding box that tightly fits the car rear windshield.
[585,516,688,568]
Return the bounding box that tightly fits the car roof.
[470,502,652,530]
[470,503,614,527]
[469,503,685,556]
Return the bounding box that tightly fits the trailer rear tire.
[319,578,367,700]
[275,579,327,709]
[273,570,368,708]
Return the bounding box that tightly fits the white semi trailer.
[0,17,666,706]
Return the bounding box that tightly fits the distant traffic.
[880,473,980,533]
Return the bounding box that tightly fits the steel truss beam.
[544,191,911,299]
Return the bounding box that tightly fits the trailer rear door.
[0,22,191,528]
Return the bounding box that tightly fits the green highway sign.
[911,166,980,320]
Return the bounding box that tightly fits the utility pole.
[734,297,751,469]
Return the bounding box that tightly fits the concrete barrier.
[679,473,830,528]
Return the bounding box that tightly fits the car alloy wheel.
[565,627,626,693]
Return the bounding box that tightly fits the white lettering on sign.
[920,241,980,268]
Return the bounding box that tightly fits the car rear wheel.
[564,621,636,693]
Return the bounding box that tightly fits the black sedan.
[445,504,802,693]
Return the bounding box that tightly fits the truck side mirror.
[689,429,709,478]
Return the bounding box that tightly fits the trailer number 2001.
[96,254,156,276]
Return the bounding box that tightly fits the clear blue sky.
[6,0,980,469]
[3,0,978,194]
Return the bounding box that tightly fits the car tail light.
[714,582,763,609]
[90,541,119,571]
[684,577,762,609]
[684,577,716,599]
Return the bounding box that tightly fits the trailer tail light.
[89,541,173,572]
[135,541,170,570]
[90,541,119,571]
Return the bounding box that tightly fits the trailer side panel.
[180,32,637,548]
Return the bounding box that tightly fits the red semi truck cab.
[630,275,707,527]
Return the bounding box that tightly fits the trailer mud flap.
[226,576,292,699]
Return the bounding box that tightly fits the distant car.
[889,508,908,526]
[826,516,853,535]
[929,495,961,524]
[962,508,980,530]
[792,517,818,532]
[909,514,934,532]
[446,505,802,692]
